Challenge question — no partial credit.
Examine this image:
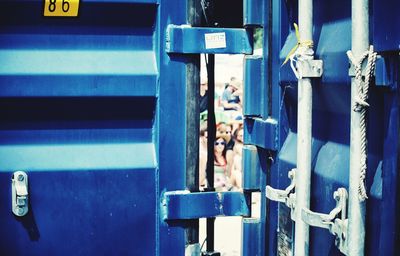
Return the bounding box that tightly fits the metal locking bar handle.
[301,188,348,255]
[266,169,297,220]
[12,171,29,217]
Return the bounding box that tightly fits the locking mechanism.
[266,169,297,220]
[301,188,348,254]
[12,171,29,217]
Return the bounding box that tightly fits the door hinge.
[243,117,278,151]
[161,190,249,221]
[166,25,253,54]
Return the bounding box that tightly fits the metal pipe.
[348,0,369,255]
[294,0,313,255]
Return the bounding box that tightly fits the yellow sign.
[43,0,80,17]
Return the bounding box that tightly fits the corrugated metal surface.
[0,0,190,255]
[263,0,399,255]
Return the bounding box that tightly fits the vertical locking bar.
[348,0,369,255]
[295,0,314,255]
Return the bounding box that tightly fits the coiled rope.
[346,45,377,201]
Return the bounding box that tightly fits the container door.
[0,0,190,255]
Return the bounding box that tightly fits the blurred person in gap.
[214,134,230,191]
[230,125,244,190]
[199,122,208,190]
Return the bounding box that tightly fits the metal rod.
[294,0,313,255]
[205,53,216,253]
[348,0,369,255]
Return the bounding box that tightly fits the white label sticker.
[204,32,227,49]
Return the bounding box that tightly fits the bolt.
[17,174,24,182]
[17,207,24,215]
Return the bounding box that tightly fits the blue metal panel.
[0,0,188,255]
[84,0,158,3]
[0,1,158,98]
[161,191,249,220]
[267,0,400,255]
[373,0,400,52]
[377,92,399,255]
[0,50,157,97]
[0,169,156,255]
[166,25,253,54]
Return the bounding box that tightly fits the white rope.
[346,45,377,201]
[290,45,314,79]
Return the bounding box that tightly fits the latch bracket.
[12,171,29,217]
[297,59,323,78]
[266,169,296,220]
[301,188,348,255]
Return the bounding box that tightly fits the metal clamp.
[301,188,348,254]
[12,171,29,217]
[297,59,323,78]
[266,169,296,220]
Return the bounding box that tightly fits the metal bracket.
[266,169,297,220]
[375,55,397,87]
[12,171,29,217]
[301,188,348,255]
[348,61,367,77]
[297,59,323,78]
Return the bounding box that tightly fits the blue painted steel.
[0,0,190,255]
[244,117,278,150]
[241,1,270,255]
[1,0,397,255]
[0,51,157,97]
[0,169,156,255]
[242,218,261,255]
[161,191,249,220]
[265,0,400,255]
[84,0,158,3]
[375,55,398,89]
[373,0,400,52]
[243,55,265,117]
[243,145,261,190]
[243,0,263,27]
[166,25,253,54]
